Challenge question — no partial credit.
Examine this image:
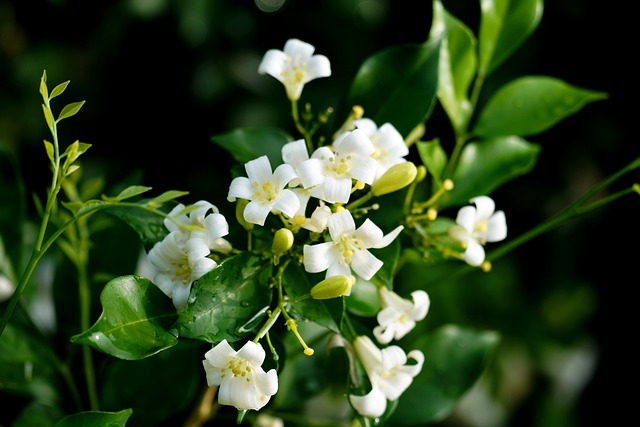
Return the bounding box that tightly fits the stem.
[75,215,99,410]
[0,201,168,337]
[291,100,313,152]
[487,156,640,264]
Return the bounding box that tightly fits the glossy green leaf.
[478,0,544,76]
[472,76,608,138]
[388,324,500,425]
[416,138,448,184]
[71,275,179,360]
[344,38,442,137]
[442,136,540,208]
[174,252,273,343]
[57,100,85,122]
[211,127,292,167]
[283,263,343,333]
[430,0,477,132]
[53,409,132,427]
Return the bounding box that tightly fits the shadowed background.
[0,0,635,426]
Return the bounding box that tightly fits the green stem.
[488,156,640,264]
[291,100,313,152]
[75,216,99,410]
[0,201,168,337]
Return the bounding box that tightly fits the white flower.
[228,155,300,226]
[299,129,378,204]
[303,209,403,281]
[373,287,430,344]
[258,38,331,101]
[164,200,232,254]
[203,339,278,411]
[147,231,217,312]
[349,335,424,418]
[449,196,507,266]
[354,118,409,180]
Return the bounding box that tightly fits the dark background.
[1,0,636,426]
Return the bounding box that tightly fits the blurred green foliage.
[0,1,636,426]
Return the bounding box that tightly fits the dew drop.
[240,300,250,307]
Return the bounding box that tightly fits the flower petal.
[487,210,507,242]
[228,177,253,202]
[303,242,334,273]
[349,387,387,418]
[243,201,272,226]
[350,248,383,281]
[462,240,485,266]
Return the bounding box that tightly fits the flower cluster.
[143,37,508,422]
[147,201,232,312]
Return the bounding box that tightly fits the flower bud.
[370,161,418,197]
[235,199,253,231]
[310,275,352,300]
[271,228,294,255]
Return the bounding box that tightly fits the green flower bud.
[235,199,253,231]
[271,228,294,255]
[370,161,418,197]
[310,275,352,300]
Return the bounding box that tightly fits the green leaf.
[40,139,54,167]
[174,252,273,343]
[71,275,179,360]
[343,38,442,137]
[98,202,169,250]
[147,190,189,207]
[61,140,91,164]
[102,185,153,202]
[39,71,48,102]
[49,80,70,99]
[442,136,540,208]
[478,0,544,76]
[211,127,292,167]
[282,263,343,333]
[345,277,380,317]
[388,324,500,425]
[42,105,54,130]
[471,76,608,138]
[430,0,477,132]
[0,322,59,404]
[53,409,132,427]
[416,138,448,185]
[371,237,401,288]
[57,100,85,122]
[100,341,203,427]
